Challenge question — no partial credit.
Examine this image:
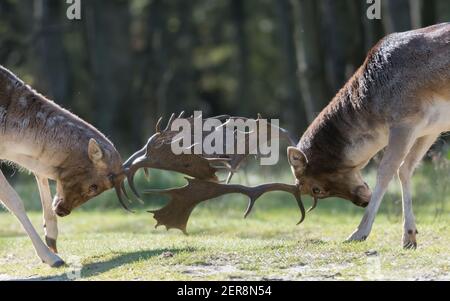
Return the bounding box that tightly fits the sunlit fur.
[0,65,123,215]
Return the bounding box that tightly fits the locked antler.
[115,113,303,233]
[146,178,304,234]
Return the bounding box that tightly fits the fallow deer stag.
[286,23,450,249]
[123,23,450,250]
[0,65,126,266]
[0,65,300,266]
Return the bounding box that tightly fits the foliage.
[1,0,449,153]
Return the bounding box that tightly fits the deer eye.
[89,184,98,194]
[312,187,321,195]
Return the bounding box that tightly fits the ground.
[0,165,449,280]
[0,205,448,281]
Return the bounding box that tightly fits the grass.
[0,161,449,281]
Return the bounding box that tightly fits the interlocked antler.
[115,113,303,233]
[146,178,304,234]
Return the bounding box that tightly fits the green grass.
[0,162,449,280]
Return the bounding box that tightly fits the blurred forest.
[1,0,449,155]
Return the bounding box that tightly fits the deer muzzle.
[52,196,71,217]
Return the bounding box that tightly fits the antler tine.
[143,168,150,180]
[241,182,305,225]
[155,116,164,133]
[205,157,232,163]
[163,113,176,132]
[225,171,234,184]
[114,181,134,213]
[120,133,162,201]
[120,181,131,203]
[307,197,318,213]
[277,125,298,147]
[210,114,231,121]
[126,166,141,200]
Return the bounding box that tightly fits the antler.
[114,112,303,232]
[145,178,305,234]
[118,112,222,199]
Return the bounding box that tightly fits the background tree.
[0,0,448,154]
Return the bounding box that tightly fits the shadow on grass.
[18,247,193,281]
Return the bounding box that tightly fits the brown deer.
[0,65,125,266]
[0,67,299,266]
[121,23,450,250]
[2,23,448,267]
[287,23,450,249]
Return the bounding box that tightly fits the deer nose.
[54,205,71,217]
[52,198,71,217]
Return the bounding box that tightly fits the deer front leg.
[398,134,437,249]
[0,171,64,267]
[35,174,58,253]
[346,126,417,242]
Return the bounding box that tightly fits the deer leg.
[35,174,59,253]
[397,134,437,249]
[346,126,417,242]
[0,170,64,267]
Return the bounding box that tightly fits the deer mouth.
[52,198,71,217]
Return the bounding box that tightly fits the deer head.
[287,146,371,209]
[52,138,124,217]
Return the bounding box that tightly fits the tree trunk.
[275,0,306,132]
[382,0,412,33]
[84,0,132,142]
[293,0,330,122]
[321,0,365,94]
[420,0,436,27]
[360,2,385,52]
[435,0,450,22]
[33,0,71,106]
[231,0,250,115]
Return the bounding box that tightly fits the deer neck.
[298,70,388,175]
[0,66,112,179]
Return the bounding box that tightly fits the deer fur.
[288,23,450,248]
[0,65,123,266]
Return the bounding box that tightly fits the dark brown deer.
[286,23,450,249]
[121,23,450,250]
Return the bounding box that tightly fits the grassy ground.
[0,163,449,281]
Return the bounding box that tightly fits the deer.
[0,65,300,267]
[286,23,450,249]
[0,65,126,267]
[119,23,450,250]
[2,23,447,268]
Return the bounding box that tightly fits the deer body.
[288,23,450,248]
[0,65,123,266]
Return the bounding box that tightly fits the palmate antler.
[146,178,304,234]
[115,112,304,233]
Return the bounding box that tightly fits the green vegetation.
[0,164,448,280]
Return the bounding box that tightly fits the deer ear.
[88,138,103,163]
[287,147,307,175]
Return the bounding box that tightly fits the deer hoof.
[402,229,418,250]
[51,259,66,268]
[45,236,58,253]
[345,230,368,243]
